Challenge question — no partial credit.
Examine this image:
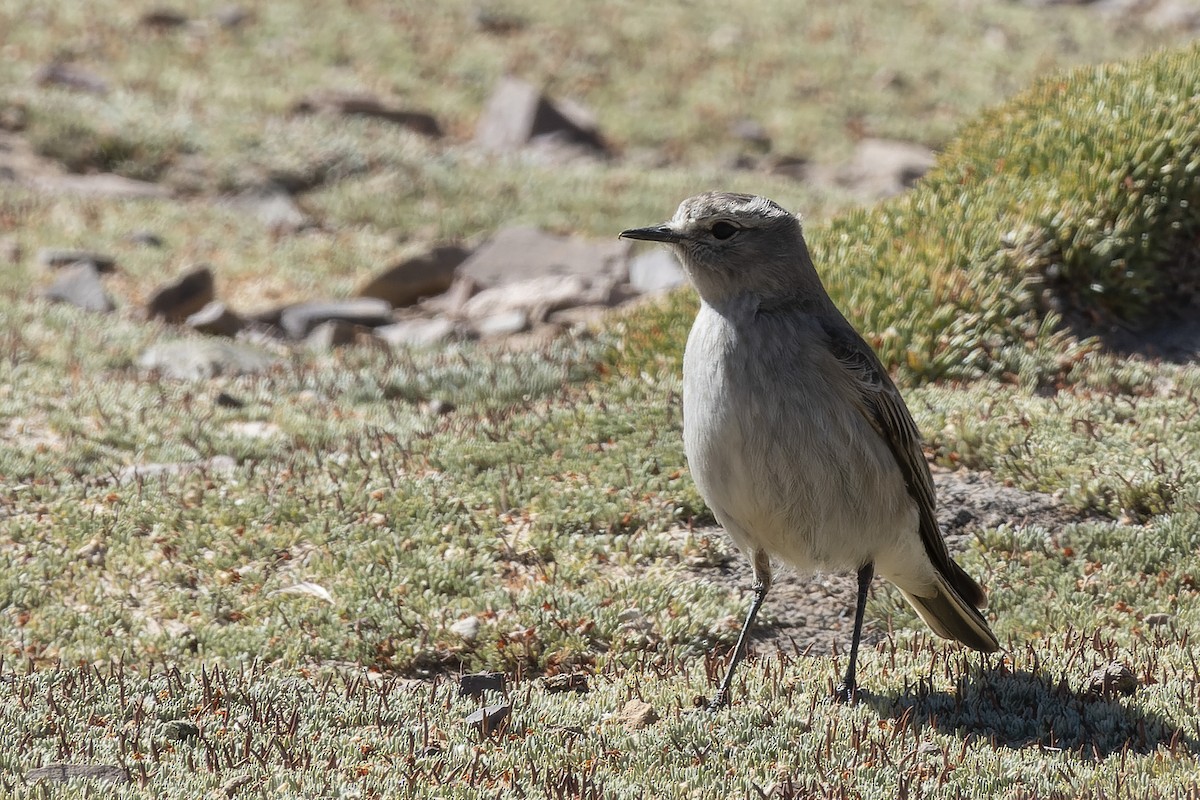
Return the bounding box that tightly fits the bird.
[619,192,999,706]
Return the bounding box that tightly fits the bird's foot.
[832,681,859,705]
[705,689,729,712]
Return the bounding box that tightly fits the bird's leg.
[834,562,875,704]
[708,550,771,711]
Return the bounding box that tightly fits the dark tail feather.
[900,574,1000,653]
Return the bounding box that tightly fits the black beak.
[619,224,682,243]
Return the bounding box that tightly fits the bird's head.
[620,192,821,307]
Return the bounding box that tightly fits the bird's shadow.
[861,665,1200,759]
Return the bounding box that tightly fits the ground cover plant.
[3,1,1200,797]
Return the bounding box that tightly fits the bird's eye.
[710,221,738,240]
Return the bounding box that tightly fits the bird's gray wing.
[815,315,975,597]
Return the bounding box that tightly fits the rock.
[542,674,589,694]
[26,764,129,785]
[38,248,116,272]
[278,298,393,339]
[547,304,613,329]
[28,172,172,199]
[137,340,278,380]
[472,6,527,33]
[32,62,109,94]
[291,91,442,137]
[1088,662,1138,698]
[159,720,200,741]
[463,703,510,734]
[374,317,457,348]
[460,672,506,697]
[117,455,237,483]
[305,320,369,350]
[449,615,481,643]
[227,184,311,233]
[730,117,771,152]
[146,265,215,323]
[628,249,687,293]
[767,154,811,180]
[459,225,630,287]
[215,391,244,408]
[1143,612,1173,627]
[472,310,529,337]
[423,398,456,415]
[419,276,479,316]
[185,301,245,337]
[474,77,606,156]
[214,5,253,28]
[140,8,189,28]
[41,262,115,313]
[616,699,659,730]
[837,138,936,199]
[462,274,614,322]
[126,231,165,248]
[356,245,470,306]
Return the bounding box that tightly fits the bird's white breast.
[682,299,920,576]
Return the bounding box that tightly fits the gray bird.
[620,192,999,706]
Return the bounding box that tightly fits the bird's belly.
[683,322,917,573]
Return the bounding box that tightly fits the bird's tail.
[899,568,999,653]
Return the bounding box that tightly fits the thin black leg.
[834,562,874,704]
[707,579,769,711]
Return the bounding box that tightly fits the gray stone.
[228,184,311,233]
[418,276,479,316]
[374,317,457,348]
[463,703,510,734]
[278,298,393,339]
[449,615,482,643]
[305,320,369,350]
[291,91,442,137]
[126,230,165,248]
[185,301,244,337]
[26,764,129,785]
[158,719,200,741]
[140,8,189,28]
[472,309,529,337]
[41,262,115,313]
[137,340,278,380]
[628,249,687,294]
[459,225,630,287]
[837,138,936,199]
[146,265,215,323]
[462,274,614,322]
[32,62,109,94]
[474,77,606,155]
[118,455,237,483]
[459,672,506,698]
[37,248,116,272]
[1088,662,1138,698]
[356,245,470,306]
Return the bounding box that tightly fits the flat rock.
[616,699,659,731]
[450,615,482,644]
[459,225,630,287]
[137,340,278,380]
[41,262,115,313]
[227,185,311,233]
[146,265,215,323]
[32,62,109,94]
[463,703,510,734]
[462,274,614,322]
[37,248,116,272]
[305,320,370,350]
[185,301,245,337]
[356,245,470,307]
[118,455,237,483]
[459,672,505,697]
[1088,662,1138,698]
[140,8,189,28]
[472,309,529,337]
[374,317,457,348]
[28,172,172,199]
[474,77,606,156]
[26,764,129,785]
[837,138,936,199]
[278,298,394,339]
[292,91,442,137]
[628,249,687,293]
